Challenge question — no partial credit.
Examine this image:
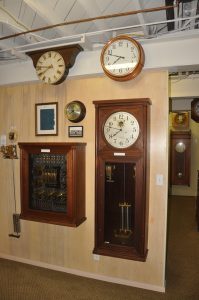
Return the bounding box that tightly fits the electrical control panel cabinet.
[18,143,86,227]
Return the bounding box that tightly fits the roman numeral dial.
[36,51,66,85]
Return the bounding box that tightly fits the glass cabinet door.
[29,153,67,213]
[104,162,136,246]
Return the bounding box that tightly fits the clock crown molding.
[93,98,151,107]
[26,44,83,68]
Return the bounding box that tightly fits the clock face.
[101,36,144,81]
[103,111,140,149]
[36,51,66,84]
[65,101,86,123]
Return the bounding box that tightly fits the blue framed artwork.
[35,102,58,136]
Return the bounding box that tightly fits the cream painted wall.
[169,77,199,196]
[0,71,169,290]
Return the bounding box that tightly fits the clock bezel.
[191,98,199,122]
[65,100,86,123]
[100,35,145,82]
[103,111,140,149]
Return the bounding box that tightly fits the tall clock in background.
[93,99,151,261]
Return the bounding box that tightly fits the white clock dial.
[103,39,139,77]
[103,111,140,149]
[36,51,66,84]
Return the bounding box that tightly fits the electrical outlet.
[0,135,6,146]
[93,254,100,261]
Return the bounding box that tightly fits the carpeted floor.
[0,196,199,300]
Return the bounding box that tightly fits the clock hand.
[112,56,122,65]
[105,125,121,131]
[112,129,122,137]
[108,53,125,59]
[39,65,53,75]
[36,64,53,71]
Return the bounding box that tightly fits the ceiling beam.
[77,0,111,42]
[131,0,149,36]
[23,0,70,36]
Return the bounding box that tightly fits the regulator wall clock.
[27,45,83,85]
[100,35,145,81]
[93,99,151,261]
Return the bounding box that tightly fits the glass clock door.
[104,162,136,246]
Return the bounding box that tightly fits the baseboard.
[0,253,165,293]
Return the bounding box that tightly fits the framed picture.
[171,111,189,130]
[35,102,58,136]
[68,126,83,137]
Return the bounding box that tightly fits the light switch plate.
[156,174,164,186]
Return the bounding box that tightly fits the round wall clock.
[191,98,199,122]
[35,50,66,85]
[65,101,86,123]
[103,111,140,148]
[100,35,145,81]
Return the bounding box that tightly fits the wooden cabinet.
[93,99,151,261]
[170,131,191,186]
[18,143,86,227]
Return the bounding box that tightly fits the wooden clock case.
[93,99,151,261]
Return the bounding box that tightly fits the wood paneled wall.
[0,71,168,289]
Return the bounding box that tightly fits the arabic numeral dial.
[103,111,140,149]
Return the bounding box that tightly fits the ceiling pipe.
[0,1,180,41]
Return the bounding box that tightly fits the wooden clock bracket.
[26,44,83,80]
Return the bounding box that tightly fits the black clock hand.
[112,56,122,65]
[37,65,54,76]
[105,125,121,131]
[108,53,125,59]
[112,129,122,137]
[37,66,52,68]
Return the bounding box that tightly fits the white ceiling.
[0,0,199,66]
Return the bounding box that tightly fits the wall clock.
[93,99,151,261]
[65,101,86,123]
[100,35,145,81]
[191,98,199,122]
[27,45,83,85]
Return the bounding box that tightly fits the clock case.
[27,45,83,85]
[100,35,145,82]
[93,99,151,261]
